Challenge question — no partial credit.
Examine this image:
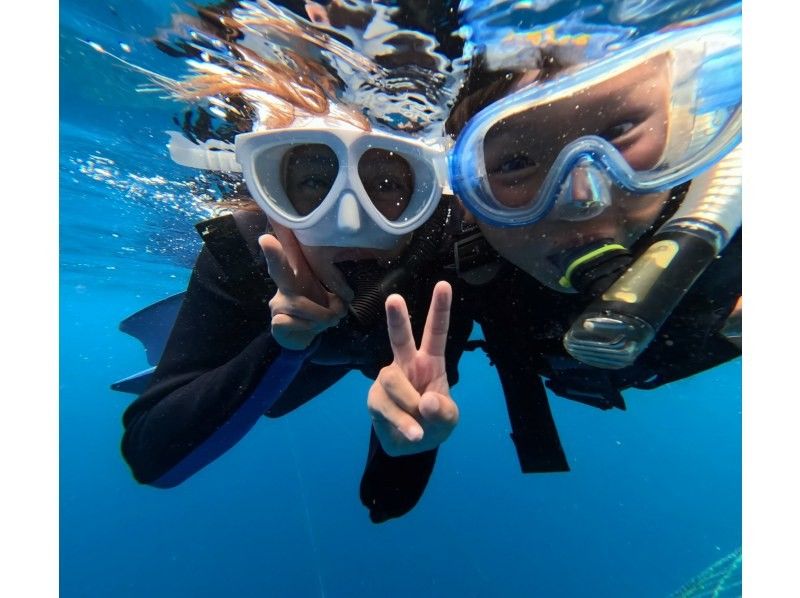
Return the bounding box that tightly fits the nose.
[554,158,611,221]
[570,166,594,205]
[337,191,361,234]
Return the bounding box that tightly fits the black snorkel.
[563,146,742,369]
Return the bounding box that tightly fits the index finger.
[270,223,328,305]
[259,234,298,294]
[420,281,452,357]
[385,293,417,364]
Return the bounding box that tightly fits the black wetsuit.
[121,207,741,523]
[121,209,473,523]
[468,230,742,412]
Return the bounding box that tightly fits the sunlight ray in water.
[669,547,742,598]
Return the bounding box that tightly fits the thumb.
[419,391,458,427]
[259,233,282,267]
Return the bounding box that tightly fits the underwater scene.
[60,1,742,596]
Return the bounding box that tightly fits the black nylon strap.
[496,362,570,473]
[470,337,570,473]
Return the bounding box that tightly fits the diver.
[444,6,742,431]
[116,0,478,524]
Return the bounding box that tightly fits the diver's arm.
[360,428,438,523]
[121,245,309,487]
[359,282,459,522]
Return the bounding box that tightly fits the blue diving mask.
[449,8,741,228]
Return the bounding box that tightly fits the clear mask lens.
[357,148,415,222]
[265,143,416,223]
[481,54,671,212]
[279,144,339,216]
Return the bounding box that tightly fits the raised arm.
[121,242,303,486]
[360,281,459,522]
[122,217,346,488]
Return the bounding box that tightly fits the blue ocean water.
[60,1,742,596]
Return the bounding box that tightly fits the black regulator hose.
[348,200,450,330]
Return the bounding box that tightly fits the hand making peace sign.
[259,227,348,350]
[367,281,460,456]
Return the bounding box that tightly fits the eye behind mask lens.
[280,144,339,216]
[357,148,414,221]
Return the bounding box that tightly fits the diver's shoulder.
[193,208,272,291]
[230,207,270,243]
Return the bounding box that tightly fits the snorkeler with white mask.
[116,0,486,524]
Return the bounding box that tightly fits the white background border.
[1,0,792,595]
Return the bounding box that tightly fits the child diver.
[438,4,742,466]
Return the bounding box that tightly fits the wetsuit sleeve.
[360,429,438,523]
[121,245,306,487]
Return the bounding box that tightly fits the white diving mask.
[168,118,451,249]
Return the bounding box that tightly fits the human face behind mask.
[280,144,415,223]
[241,122,451,299]
[236,120,450,251]
[274,141,416,296]
[169,118,453,300]
[476,57,672,291]
[448,10,741,292]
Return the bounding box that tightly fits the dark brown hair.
[445,51,566,137]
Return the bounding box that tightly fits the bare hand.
[367,281,459,456]
[259,231,347,350]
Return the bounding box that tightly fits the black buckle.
[545,376,626,411]
[445,223,501,281]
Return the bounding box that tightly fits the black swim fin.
[111,292,185,394]
[119,292,185,366]
[111,367,157,394]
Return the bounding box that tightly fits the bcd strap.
[469,340,570,473]
[504,371,571,473]
[443,219,504,282]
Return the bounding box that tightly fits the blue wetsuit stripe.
[152,347,312,488]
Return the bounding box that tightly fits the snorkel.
[347,198,451,329]
[560,9,743,368]
[449,3,741,369]
[563,144,741,369]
